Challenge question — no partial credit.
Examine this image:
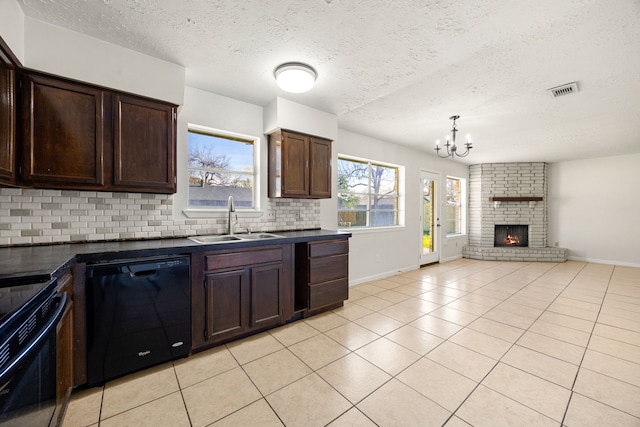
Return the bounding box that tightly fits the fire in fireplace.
[494,225,529,247]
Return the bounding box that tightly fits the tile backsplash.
[0,188,320,246]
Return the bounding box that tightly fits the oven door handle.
[0,292,68,384]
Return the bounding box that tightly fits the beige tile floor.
[62,259,640,427]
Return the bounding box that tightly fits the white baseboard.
[349,265,418,286]
[348,255,468,286]
[567,256,640,268]
[440,254,463,263]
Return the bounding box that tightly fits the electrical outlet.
[266,211,276,221]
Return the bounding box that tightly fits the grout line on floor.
[439,261,583,425]
[559,264,615,426]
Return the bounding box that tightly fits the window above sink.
[187,125,259,211]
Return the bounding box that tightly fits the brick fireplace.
[463,162,568,262]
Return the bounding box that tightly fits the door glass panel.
[420,171,440,265]
[422,178,436,255]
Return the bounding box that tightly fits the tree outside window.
[338,157,400,228]
[188,129,256,208]
[445,176,465,235]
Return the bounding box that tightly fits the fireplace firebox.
[494,225,528,247]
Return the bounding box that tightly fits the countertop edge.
[0,229,351,283]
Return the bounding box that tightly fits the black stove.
[0,279,54,326]
[0,277,65,427]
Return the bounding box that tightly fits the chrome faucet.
[227,196,236,235]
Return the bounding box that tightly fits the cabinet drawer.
[206,247,283,271]
[309,254,348,284]
[309,278,348,310]
[309,240,348,258]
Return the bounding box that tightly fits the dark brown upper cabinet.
[112,94,176,193]
[0,44,16,185]
[22,74,106,188]
[19,71,177,194]
[309,136,331,198]
[268,129,332,199]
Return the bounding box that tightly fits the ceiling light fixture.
[274,62,317,93]
[435,115,473,158]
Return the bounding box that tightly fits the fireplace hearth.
[494,225,528,247]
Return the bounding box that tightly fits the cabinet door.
[112,94,176,193]
[250,262,284,328]
[55,270,74,423]
[0,54,15,184]
[281,131,309,197]
[309,137,331,198]
[56,300,73,408]
[204,268,250,342]
[22,75,105,187]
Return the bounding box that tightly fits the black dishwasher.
[86,255,191,386]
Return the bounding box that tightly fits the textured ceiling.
[17,0,640,164]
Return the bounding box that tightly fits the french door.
[420,170,440,265]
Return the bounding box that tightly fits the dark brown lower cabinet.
[296,238,349,315]
[204,268,250,342]
[55,270,74,424]
[192,244,293,351]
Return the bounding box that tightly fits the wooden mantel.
[489,197,543,202]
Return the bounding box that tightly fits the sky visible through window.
[188,132,253,172]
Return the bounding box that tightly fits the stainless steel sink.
[188,233,284,244]
[188,235,243,244]
[236,233,283,240]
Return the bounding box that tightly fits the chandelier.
[435,115,473,158]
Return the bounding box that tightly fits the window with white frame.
[445,176,466,235]
[337,156,402,228]
[187,127,257,209]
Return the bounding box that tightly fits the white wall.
[22,17,185,105]
[0,0,184,103]
[324,129,469,284]
[548,153,640,267]
[264,97,338,140]
[0,0,25,63]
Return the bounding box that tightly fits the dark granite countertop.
[0,229,351,284]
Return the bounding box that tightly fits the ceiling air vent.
[547,82,579,98]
